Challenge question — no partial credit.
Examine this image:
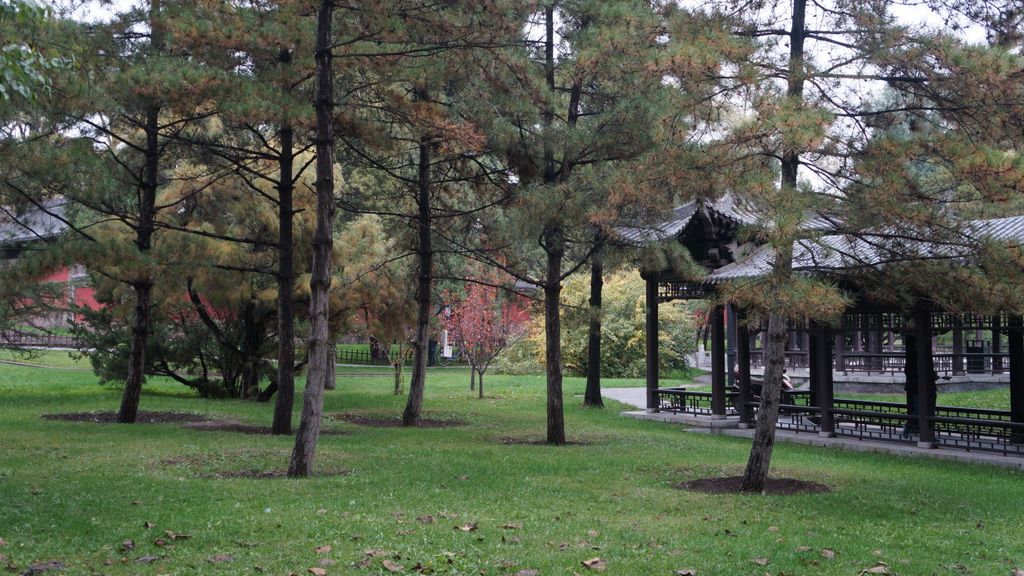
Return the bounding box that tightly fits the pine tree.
[469,1,742,444]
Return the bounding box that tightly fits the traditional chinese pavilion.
[625,196,1024,456]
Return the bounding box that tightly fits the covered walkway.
[603,387,1024,470]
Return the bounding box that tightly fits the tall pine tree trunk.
[394,361,403,395]
[544,227,566,445]
[539,4,566,445]
[740,0,806,492]
[118,29,161,423]
[403,106,433,427]
[325,335,336,391]
[120,280,152,422]
[273,122,296,433]
[288,0,334,478]
[584,235,604,408]
[740,312,787,492]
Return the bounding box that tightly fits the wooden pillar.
[834,333,845,373]
[1009,315,1023,444]
[992,315,1003,374]
[737,312,753,426]
[915,307,936,447]
[817,326,835,436]
[644,277,659,413]
[868,320,881,372]
[807,331,820,407]
[711,304,726,416]
[726,305,737,388]
[952,317,964,375]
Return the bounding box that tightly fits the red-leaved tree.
[443,282,529,398]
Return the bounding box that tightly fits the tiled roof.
[616,194,837,245]
[705,214,1024,283]
[0,200,68,244]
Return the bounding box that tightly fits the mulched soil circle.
[676,476,830,495]
[204,467,351,480]
[180,420,347,435]
[41,411,211,424]
[495,436,593,446]
[328,412,465,428]
[158,450,350,480]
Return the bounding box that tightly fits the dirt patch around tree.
[180,419,347,435]
[676,476,830,495]
[41,411,211,424]
[158,449,350,479]
[494,436,595,446]
[327,412,466,428]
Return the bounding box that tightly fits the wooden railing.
[0,330,81,349]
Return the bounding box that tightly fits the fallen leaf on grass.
[821,548,836,560]
[1013,569,1024,576]
[143,521,155,530]
[872,549,883,556]
[0,538,6,547]
[20,560,64,575]
[501,523,522,530]
[131,500,142,506]
[163,530,191,541]
[314,545,331,554]
[135,555,161,564]
[153,538,169,547]
[581,557,606,571]
[316,509,328,515]
[753,557,769,566]
[858,562,892,575]
[674,569,696,576]
[767,526,779,533]
[454,522,478,532]
[417,515,435,524]
[515,570,539,576]
[397,529,416,536]
[308,568,327,576]
[382,559,403,572]
[587,530,599,538]
[120,539,134,552]
[795,546,812,553]
[318,559,336,567]
[207,554,233,563]
[362,549,390,558]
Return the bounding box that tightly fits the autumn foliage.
[442,281,529,398]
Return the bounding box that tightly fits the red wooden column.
[711,305,727,417]
[645,277,659,413]
[915,306,936,448]
[1009,315,1023,444]
[736,312,753,427]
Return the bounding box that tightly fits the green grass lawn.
[1,362,1023,575]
